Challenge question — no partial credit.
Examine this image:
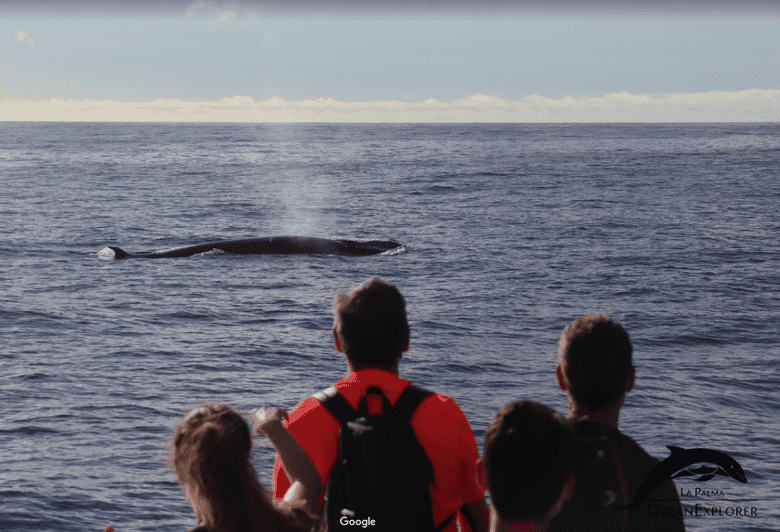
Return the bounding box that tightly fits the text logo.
[619,446,747,511]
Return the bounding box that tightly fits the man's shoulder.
[549,425,685,532]
[608,427,664,476]
[416,389,463,413]
[609,427,654,454]
[404,387,474,441]
[287,375,468,428]
[386,379,463,413]
[611,429,685,531]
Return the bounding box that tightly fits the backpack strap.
[395,385,456,532]
[458,503,478,532]
[315,385,433,424]
[314,386,357,425]
[392,385,433,423]
[432,513,453,532]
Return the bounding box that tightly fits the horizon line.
[3,89,779,123]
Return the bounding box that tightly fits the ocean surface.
[1,122,778,531]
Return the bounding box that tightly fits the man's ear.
[333,328,344,353]
[401,330,410,353]
[626,365,636,393]
[556,365,568,392]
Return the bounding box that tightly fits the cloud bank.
[3,90,779,122]
[6,0,780,16]
[15,30,35,46]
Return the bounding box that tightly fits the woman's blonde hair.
[169,404,301,532]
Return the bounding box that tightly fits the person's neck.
[346,361,399,376]
[568,397,623,429]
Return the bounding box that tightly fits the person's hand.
[252,407,288,436]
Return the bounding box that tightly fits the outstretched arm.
[253,407,320,514]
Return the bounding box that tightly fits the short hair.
[333,278,410,368]
[484,401,580,523]
[558,315,633,411]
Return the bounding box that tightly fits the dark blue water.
[1,123,778,531]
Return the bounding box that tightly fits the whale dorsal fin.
[107,246,130,258]
[667,445,685,454]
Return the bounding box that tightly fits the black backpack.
[314,385,456,532]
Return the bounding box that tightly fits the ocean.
[1,122,778,531]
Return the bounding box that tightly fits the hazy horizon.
[3,1,779,122]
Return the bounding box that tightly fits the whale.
[618,446,747,511]
[103,236,402,259]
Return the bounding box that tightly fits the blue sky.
[2,1,779,121]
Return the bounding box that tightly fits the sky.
[2,1,780,122]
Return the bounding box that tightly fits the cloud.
[183,1,246,20]
[3,90,779,122]
[210,9,237,24]
[182,2,257,22]
[15,31,35,46]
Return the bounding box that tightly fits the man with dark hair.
[331,277,410,371]
[548,315,685,532]
[481,400,579,532]
[272,278,488,532]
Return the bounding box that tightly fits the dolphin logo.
[618,446,747,511]
[672,465,731,482]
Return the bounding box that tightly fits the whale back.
[102,237,402,259]
[338,239,401,256]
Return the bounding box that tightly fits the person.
[272,278,489,532]
[548,315,685,532]
[169,403,320,532]
[480,400,579,532]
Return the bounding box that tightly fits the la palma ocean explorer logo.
[619,446,755,518]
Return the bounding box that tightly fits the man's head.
[482,401,578,528]
[557,315,634,412]
[332,278,410,370]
